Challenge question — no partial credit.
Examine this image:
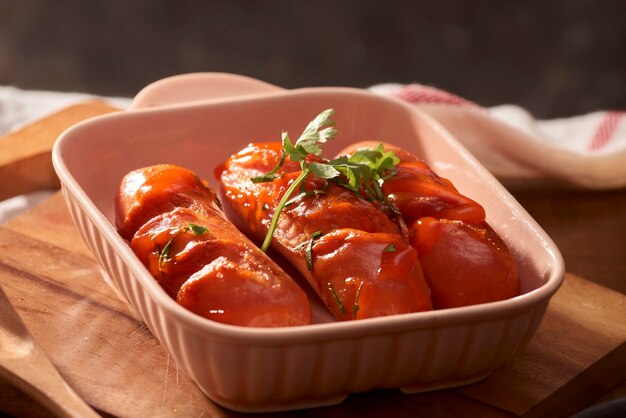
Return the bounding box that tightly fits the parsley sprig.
[255,109,400,252]
[157,223,209,271]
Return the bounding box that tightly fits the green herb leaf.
[251,149,287,183]
[253,108,401,253]
[259,109,337,252]
[352,281,364,319]
[280,109,337,163]
[328,283,345,315]
[251,173,278,183]
[261,169,310,252]
[296,109,337,150]
[189,223,208,235]
[383,243,396,253]
[285,188,327,208]
[304,231,322,271]
[294,231,322,251]
[308,161,341,179]
[305,240,314,270]
[158,237,175,271]
[213,196,223,210]
[326,145,400,201]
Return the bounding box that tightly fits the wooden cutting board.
[0,101,118,201]
[0,103,625,418]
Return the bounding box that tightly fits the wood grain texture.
[0,282,101,418]
[0,101,118,200]
[0,221,223,418]
[512,188,626,296]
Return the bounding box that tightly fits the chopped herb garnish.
[261,203,269,211]
[257,109,337,252]
[328,283,345,315]
[304,240,314,271]
[157,225,208,271]
[158,237,175,271]
[385,199,402,216]
[352,281,364,319]
[253,109,400,252]
[293,231,323,270]
[251,149,287,183]
[383,243,396,253]
[326,143,400,201]
[189,223,208,235]
[284,188,326,207]
[304,231,322,271]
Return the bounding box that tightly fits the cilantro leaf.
[259,109,337,252]
[304,231,322,271]
[308,161,340,179]
[251,149,287,183]
[296,109,337,148]
[188,223,208,235]
[383,243,396,253]
[282,131,304,162]
[352,280,364,319]
[253,108,400,253]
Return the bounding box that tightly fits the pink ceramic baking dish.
[52,73,564,412]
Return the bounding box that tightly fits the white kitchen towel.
[0,86,130,136]
[370,83,626,189]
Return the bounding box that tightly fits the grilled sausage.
[116,164,218,241]
[218,143,433,320]
[116,164,312,327]
[336,142,521,309]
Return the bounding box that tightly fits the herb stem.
[261,168,311,252]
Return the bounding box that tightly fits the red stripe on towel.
[391,84,480,108]
[588,111,624,150]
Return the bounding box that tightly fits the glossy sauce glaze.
[116,164,312,327]
[219,142,433,320]
[337,142,520,309]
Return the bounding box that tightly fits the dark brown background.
[1,0,624,118]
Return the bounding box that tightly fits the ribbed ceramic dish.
[52,73,564,412]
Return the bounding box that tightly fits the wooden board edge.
[0,101,120,200]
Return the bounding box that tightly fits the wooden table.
[1,104,625,418]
